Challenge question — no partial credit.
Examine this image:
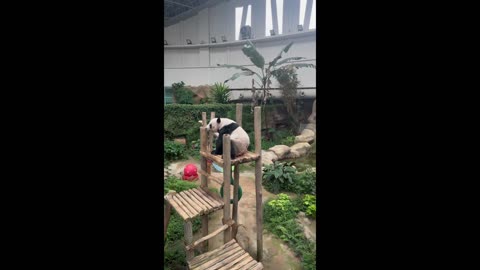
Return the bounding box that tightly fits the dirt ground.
[166,158,316,270]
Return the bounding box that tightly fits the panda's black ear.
[217,117,221,123]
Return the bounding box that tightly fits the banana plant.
[217,40,315,107]
[217,40,315,134]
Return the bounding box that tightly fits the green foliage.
[210,82,231,104]
[164,141,186,161]
[263,193,316,270]
[303,195,316,219]
[292,168,316,195]
[172,81,194,104]
[262,162,297,194]
[280,136,296,146]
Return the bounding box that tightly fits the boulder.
[268,145,290,159]
[294,129,315,143]
[304,123,316,132]
[261,150,278,165]
[290,143,311,157]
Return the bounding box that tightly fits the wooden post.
[254,106,263,262]
[232,164,240,225]
[209,112,215,152]
[164,202,172,243]
[202,112,207,127]
[185,221,194,261]
[236,103,243,127]
[200,126,209,252]
[223,134,232,243]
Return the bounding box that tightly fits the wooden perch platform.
[188,239,264,270]
[164,187,224,221]
[200,151,260,166]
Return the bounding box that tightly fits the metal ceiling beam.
[164,0,226,27]
[165,0,194,9]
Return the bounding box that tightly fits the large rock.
[290,143,311,157]
[261,150,278,165]
[268,145,290,159]
[304,123,316,132]
[294,129,315,143]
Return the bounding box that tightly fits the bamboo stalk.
[254,106,263,262]
[223,134,232,243]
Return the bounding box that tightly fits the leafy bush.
[210,82,230,104]
[262,162,297,194]
[264,193,316,270]
[172,81,194,104]
[302,195,316,219]
[164,141,186,161]
[280,136,296,146]
[292,168,316,195]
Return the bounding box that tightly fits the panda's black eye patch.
[209,124,212,129]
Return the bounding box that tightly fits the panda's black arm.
[212,137,223,155]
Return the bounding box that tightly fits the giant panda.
[206,117,250,159]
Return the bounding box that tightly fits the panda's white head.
[206,117,236,133]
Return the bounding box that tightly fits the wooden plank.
[234,260,257,270]
[254,106,263,262]
[186,219,234,251]
[187,189,214,211]
[200,151,260,166]
[232,164,240,224]
[223,134,232,243]
[200,187,224,205]
[185,221,194,261]
[248,262,263,270]
[172,194,196,218]
[230,257,257,270]
[185,189,209,211]
[189,240,238,268]
[178,191,204,214]
[209,250,247,270]
[194,246,243,270]
[165,193,190,220]
[191,188,219,209]
[216,252,251,270]
[198,169,224,185]
[236,103,243,127]
[197,187,222,207]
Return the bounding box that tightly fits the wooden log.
[230,256,255,270]
[194,246,243,270]
[186,219,234,251]
[184,189,209,211]
[223,134,232,243]
[173,194,197,218]
[232,164,240,224]
[209,249,246,269]
[200,127,208,188]
[164,201,172,242]
[216,252,251,270]
[209,112,215,151]
[178,192,203,215]
[254,106,263,262]
[192,188,219,209]
[236,103,243,127]
[185,220,194,261]
[165,193,190,221]
[202,112,207,127]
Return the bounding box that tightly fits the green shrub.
[164,141,186,161]
[280,136,296,146]
[302,195,316,219]
[262,162,297,194]
[292,168,316,195]
[210,82,230,104]
[172,81,194,104]
[263,194,316,270]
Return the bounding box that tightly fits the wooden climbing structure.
[164,104,264,269]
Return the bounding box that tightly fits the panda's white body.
[206,118,250,158]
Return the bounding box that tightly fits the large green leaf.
[275,57,306,66]
[280,63,316,69]
[268,42,294,69]
[218,64,263,81]
[242,40,265,69]
[224,71,255,83]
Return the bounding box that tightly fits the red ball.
[183,164,198,181]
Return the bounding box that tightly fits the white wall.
[164,0,316,98]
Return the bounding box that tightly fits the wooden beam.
[186,219,235,251]
[202,112,207,126]
[232,164,240,225]
[254,106,263,262]
[185,220,194,260]
[236,103,243,126]
[223,134,232,243]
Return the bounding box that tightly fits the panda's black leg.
[212,137,223,155]
[230,143,236,160]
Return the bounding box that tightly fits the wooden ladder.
[164,104,264,269]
